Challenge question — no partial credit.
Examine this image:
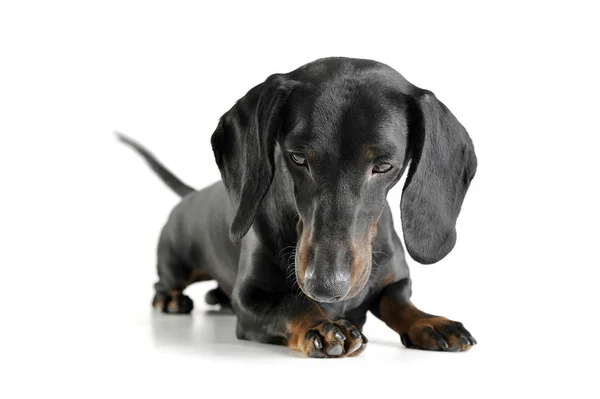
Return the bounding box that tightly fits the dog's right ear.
[211,74,298,242]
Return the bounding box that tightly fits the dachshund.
[118,57,478,358]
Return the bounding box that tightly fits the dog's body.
[120,57,478,357]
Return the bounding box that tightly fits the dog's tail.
[116,131,195,197]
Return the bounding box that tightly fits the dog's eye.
[372,163,393,173]
[290,153,308,166]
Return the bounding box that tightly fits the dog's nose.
[303,244,352,303]
[304,270,350,302]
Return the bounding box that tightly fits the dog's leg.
[152,238,196,314]
[205,286,231,307]
[233,285,367,358]
[370,278,477,351]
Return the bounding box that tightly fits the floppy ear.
[401,91,477,264]
[211,74,296,242]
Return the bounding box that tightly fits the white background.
[2,1,599,398]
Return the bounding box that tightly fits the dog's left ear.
[211,74,297,242]
[401,91,477,264]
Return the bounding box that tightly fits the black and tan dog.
[119,57,478,358]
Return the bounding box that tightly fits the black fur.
[119,57,478,357]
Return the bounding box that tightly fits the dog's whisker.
[278,245,297,259]
[282,247,302,295]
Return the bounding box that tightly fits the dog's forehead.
[284,78,409,159]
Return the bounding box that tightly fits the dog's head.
[211,58,477,303]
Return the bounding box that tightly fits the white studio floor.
[6,279,591,399]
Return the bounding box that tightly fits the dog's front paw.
[296,319,367,358]
[401,317,477,352]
